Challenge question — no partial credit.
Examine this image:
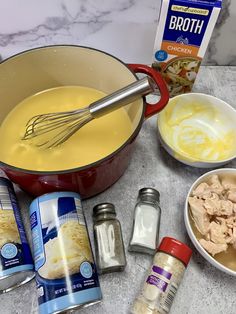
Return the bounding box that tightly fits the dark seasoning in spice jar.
[93,203,126,274]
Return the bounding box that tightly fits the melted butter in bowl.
[158,93,236,167]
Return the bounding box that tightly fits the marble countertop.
[1,66,236,314]
[0,0,236,65]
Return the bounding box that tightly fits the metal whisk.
[23,77,156,148]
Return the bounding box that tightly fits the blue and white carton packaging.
[152,0,222,96]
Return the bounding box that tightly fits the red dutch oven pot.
[0,45,169,198]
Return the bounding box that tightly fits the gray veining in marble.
[204,0,236,65]
[0,66,236,314]
[0,0,235,65]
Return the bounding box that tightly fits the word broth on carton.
[152,0,222,96]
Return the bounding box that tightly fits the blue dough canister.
[30,191,102,314]
[0,177,34,293]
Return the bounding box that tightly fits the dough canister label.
[0,177,34,285]
[30,192,102,314]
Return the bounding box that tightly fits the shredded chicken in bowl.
[188,174,236,257]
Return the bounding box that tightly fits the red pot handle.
[128,64,169,119]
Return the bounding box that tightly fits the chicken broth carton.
[152,0,222,96]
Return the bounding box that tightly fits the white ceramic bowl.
[184,168,236,276]
[157,93,236,168]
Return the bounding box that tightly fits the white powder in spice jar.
[129,188,161,255]
[132,298,161,314]
[131,237,192,314]
[130,204,159,249]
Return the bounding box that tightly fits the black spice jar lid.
[93,203,116,217]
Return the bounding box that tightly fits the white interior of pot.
[0,46,143,130]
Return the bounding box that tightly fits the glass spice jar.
[93,203,126,274]
[129,188,161,255]
[131,237,192,314]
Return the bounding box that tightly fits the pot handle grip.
[128,64,169,118]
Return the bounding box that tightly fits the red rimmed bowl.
[0,45,169,198]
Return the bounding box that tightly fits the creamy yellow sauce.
[0,86,133,171]
[158,98,236,162]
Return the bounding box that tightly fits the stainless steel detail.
[128,187,161,255]
[22,76,156,148]
[89,76,156,118]
[0,271,35,294]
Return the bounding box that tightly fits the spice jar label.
[132,238,192,314]
[153,266,172,279]
[160,282,178,312]
[146,266,172,292]
[146,275,168,292]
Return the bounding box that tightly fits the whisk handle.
[89,76,155,118]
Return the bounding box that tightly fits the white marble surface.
[0,66,236,314]
[205,0,236,65]
[0,0,235,65]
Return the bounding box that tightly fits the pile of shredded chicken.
[188,174,236,256]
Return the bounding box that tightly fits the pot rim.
[0,44,145,174]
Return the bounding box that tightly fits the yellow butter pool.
[158,97,236,162]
